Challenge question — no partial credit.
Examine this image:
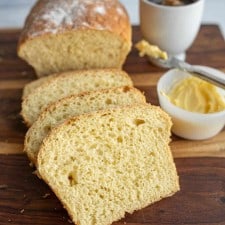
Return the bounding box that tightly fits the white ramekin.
[157,67,225,140]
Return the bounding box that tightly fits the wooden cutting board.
[0,25,225,225]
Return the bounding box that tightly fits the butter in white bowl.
[157,67,225,140]
[167,76,225,114]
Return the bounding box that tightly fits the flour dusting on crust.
[94,5,106,15]
[19,0,131,43]
[27,0,88,37]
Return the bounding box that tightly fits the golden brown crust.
[18,0,131,46]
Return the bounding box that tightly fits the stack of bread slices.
[19,1,179,225]
[21,68,179,225]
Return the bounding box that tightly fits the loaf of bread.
[18,0,132,77]
[37,104,179,225]
[25,86,146,165]
[21,69,133,126]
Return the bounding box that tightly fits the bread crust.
[18,0,131,47]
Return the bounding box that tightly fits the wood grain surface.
[0,25,225,225]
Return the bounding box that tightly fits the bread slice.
[38,104,180,225]
[21,69,133,126]
[24,86,146,165]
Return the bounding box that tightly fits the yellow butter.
[167,76,225,113]
[135,40,168,60]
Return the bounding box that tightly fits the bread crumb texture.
[38,104,179,225]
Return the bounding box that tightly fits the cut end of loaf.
[18,30,131,77]
[38,104,179,225]
[18,0,131,77]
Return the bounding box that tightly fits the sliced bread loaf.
[21,69,133,126]
[37,104,179,225]
[24,86,146,165]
